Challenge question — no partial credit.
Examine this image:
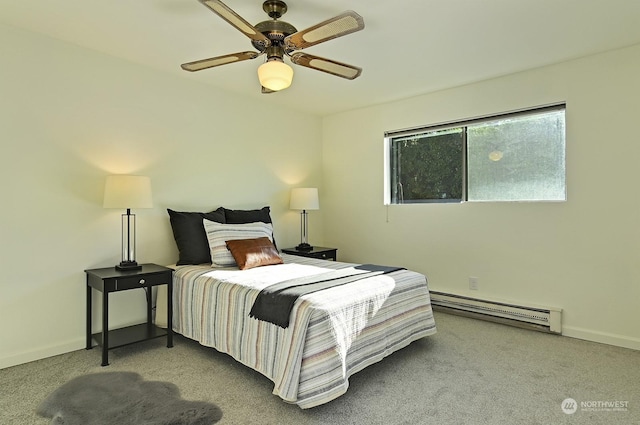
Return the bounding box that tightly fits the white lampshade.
[258,60,294,91]
[103,175,153,209]
[290,188,319,211]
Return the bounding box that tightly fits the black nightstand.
[85,263,173,366]
[282,246,338,261]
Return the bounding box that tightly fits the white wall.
[0,24,323,368]
[322,44,640,350]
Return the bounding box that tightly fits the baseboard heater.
[430,291,562,334]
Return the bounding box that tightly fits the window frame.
[383,103,566,205]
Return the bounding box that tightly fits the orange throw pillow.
[225,237,284,270]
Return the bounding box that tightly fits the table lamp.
[103,175,152,270]
[290,188,319,251]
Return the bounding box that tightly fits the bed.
[158,206,436,408]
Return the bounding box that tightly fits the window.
[384,104,566,203]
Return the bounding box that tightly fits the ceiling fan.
[181,0,365,93]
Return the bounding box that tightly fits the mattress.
[161,253,436,408]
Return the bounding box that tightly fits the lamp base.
[116,261,142,271]
[295,243,313,251]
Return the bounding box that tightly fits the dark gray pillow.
[168,208,225,265]
[222,206,276,248]
[223,206,272,224]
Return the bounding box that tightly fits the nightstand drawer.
[282,247,337,261]
[112,273,168,291]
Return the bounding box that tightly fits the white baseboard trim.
[561,326,640,351]
[0,338,85,370]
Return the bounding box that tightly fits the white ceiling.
[3,0,640,116]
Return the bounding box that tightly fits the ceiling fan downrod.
[263,0,287,19]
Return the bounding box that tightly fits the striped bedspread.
[172,254,436,408]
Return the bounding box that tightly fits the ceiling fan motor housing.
[252,19,297,54]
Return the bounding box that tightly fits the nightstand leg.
[146,287,152,328]
[167,280,173,348]
[101,291,109,366]
[86,284,92,350]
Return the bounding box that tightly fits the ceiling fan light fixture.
[258,59,293,91]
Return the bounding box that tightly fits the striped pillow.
[203,220,275,267]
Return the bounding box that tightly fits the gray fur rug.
[36,372,222,425]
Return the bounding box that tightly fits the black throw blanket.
[249,264,405,328]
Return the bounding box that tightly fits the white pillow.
[203,220,274,267]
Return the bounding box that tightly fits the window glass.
[467,109,566,201]
[390,128,463,203]
[385,105,566,204]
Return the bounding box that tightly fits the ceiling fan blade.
[290,52,362,80]
[284,11,364,51]
[181,51,260,72]
[199,0,271,48]
[261,86,276,94]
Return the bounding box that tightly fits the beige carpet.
[1,312,638,425]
